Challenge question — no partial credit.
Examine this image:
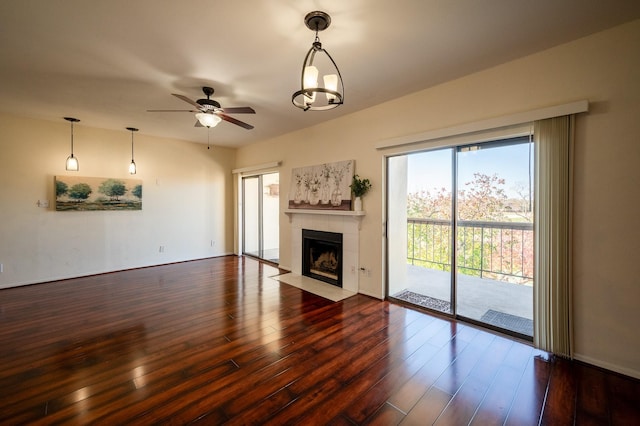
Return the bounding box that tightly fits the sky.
[406,141,534,198]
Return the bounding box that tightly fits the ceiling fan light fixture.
[148,86,255,130]
[292,11,344,111]
[195,112,222,128]
[64,117,80,171]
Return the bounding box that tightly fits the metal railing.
[407,218,534,284]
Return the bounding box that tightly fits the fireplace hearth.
[302,229,343,287]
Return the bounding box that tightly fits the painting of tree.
[99,179,127,201]
[68,183,92,201]
[132,184,142,200]
[55,180,68,197]
[55,176,142,211]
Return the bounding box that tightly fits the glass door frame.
[240,171,280,264]
[385,136,534,341]
[242,175,262,258]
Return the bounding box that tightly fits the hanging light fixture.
[292,11,344,111]
[64,117,80,171]
[195,112,222,128]
[126,127,138,174]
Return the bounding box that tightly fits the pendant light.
[64,117,80,171]
[127,127,138,174]
[292,11,344,111]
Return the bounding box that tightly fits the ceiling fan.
[148,86,255,130]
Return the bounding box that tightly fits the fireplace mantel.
[284,209,365,229]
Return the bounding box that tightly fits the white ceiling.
[1,1,638,147]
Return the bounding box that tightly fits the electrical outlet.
[211,240,215,247]
[37,200,49,208]
[159,246,165,253]
[0,263,3,273]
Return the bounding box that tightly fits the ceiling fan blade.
[172,93,202,109]
[220,107,256,114]
[219,113,254,130]
[147,109,198,112]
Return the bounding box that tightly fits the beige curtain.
[533,115,574,357]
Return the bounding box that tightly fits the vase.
[321,182,331,204]
[354,196,362,212]
[309,191,320,205]
[294,184,302,204]
[330,188,342,207]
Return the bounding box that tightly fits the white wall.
[0,113,235,288]
[236,20,640,378]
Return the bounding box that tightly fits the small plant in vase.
[350,174,372,212]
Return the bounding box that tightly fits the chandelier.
[292,11,344,111]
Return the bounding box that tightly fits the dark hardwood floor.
[1,256,638,425]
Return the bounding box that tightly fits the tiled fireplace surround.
[286,210,363,294]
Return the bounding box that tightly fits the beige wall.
[236,20,640,378]
[0,114,236,288]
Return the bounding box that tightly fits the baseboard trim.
[573,353,640,380]
[357,288,384,300]
[277,264,291,272]
[0,255,235,291]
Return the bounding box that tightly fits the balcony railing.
[407,218,533,284]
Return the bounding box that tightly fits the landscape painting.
[55,176,142,211]
[288,160,354,211]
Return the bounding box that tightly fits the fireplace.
[302,229,343,287]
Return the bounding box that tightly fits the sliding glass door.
[388,150,455,314]
[455,140,534,336]
[242,172,279,263]
[387,137,534,338]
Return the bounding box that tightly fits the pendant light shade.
[195,112,222,128]
[66,155,79,172]
[292,11,344,111]
[127,127,138,174]
[64,117,80,171]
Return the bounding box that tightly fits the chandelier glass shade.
[292,11,344,111]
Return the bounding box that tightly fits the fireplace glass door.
[302,229,343,287]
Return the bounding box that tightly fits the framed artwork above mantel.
[288,160,354,211]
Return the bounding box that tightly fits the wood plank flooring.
[0,256,638,425]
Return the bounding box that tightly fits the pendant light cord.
[70,122,75,155]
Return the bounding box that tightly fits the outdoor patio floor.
[391,265,533,336]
